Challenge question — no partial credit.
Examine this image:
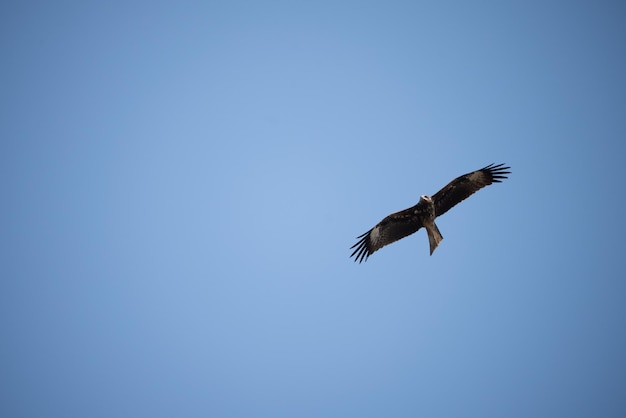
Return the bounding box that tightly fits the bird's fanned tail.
[426,223,443,255]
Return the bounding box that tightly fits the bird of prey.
[350,163,510,262]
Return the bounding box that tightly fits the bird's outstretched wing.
[350,206,426,263]
[432,163,510,217]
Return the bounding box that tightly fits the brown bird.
[350,163,511,262]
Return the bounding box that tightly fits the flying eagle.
[350,163,510,262]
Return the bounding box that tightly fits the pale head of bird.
[420,195,433,203]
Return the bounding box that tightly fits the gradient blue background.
[2,1,625,417]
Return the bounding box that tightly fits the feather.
[432,163,510,217]
[350,206,426,263]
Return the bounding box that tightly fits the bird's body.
[350,163,510,262]
[417,195,443,255]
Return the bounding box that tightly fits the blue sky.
[2,1,626,417]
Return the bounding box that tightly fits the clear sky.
[2,1,626,417]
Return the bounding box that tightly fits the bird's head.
[420,195,433,203]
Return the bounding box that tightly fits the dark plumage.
[350,163,510,263]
